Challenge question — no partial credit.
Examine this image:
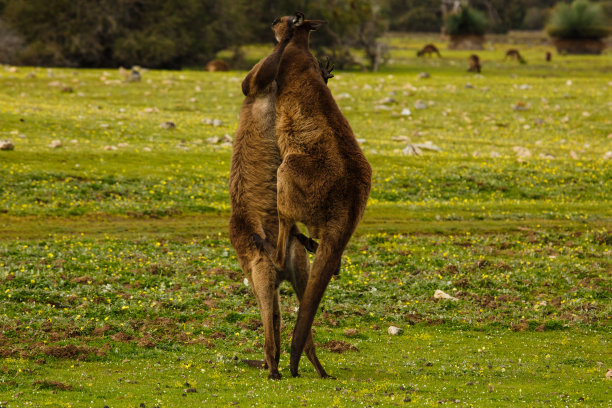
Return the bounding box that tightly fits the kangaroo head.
[292,12,326,32]
[271,12,326,43]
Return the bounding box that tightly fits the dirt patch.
[321,340,359,353]
[110,332,133,342]
[33,380,73,391]
[41,344,99,360]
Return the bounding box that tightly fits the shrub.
[546,0,610,40]
[444,6,488,36]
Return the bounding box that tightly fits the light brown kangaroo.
[272,13,372,378]
[229,17,329,380]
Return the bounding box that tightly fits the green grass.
[1,33,611,406]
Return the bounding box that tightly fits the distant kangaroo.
[271,13,372,378]
[417,44,442,57]
[504,49,526,64]
[468,54,481,73]
[229,17,331,380]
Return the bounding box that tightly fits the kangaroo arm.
[241,38,291,97]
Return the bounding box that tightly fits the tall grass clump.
[546,0,610,39]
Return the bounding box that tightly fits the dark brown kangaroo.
[272,13,372,378]
[417,44,442,57]
[229,18,328,380]
[504,49,526,64]
[468,54,481,73]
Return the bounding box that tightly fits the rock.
[518,84,532,90]
[433,289,458,301]
[402,144,422,156]
[465,83,473,89]
[417,72,430,79]
[603,152,612,160]
[414,100,427,110]
[212,119,223,127]
[144,107,159,113]
[388,326,403,335]
[569,150,579,160]
[606,369,612,379]
[336,92,352,100]
[243,278,249,287]
[160,121,176,129]
[400,108,411,116]
[0,140,15,150]
[490,151,500,158]
[379,97,397,105]
[512,146,531,158]
[391,135,410,142]
[104,145,118,151]
[374,105,391,111]
[49,140,62,149]
[221,134,233,144]
[534,118,544,125]
[356,138,366,144]
[206,136,220,144]
[539,153,555,159]
[414,141,441,152]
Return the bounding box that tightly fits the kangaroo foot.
[294,233,319,253]
[268,370,282,380]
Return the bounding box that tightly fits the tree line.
[0,0,610,69]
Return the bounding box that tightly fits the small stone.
[569,150,579,160]
[206,136,220,144]
[414,100,427,110]
[221,134,233,144]
[402,144,422,156]
[602,152,612,160]
[356,138,366,144]
[417,72,430,79]
[104,145,118,151]
[413,141,441,152]
[512,146,531,158]
[160,121,176,129]
[539,153,555,160]
[518,84,532,90]
[336,92,352,100]
[606,369,612,379]
[0,140,15,151]
[391,135,410,142]
[373,105,391,111]
[534,118,544,125]
[433,289,458,301]
[243,278,249,287]
[379,97,397,105]
[387,326,403,335]
[490,151,500,158]
[212,119,223,127]
[400,108,411,116]
[49,140,62,149]
[144,107,159,113]
[465,83,473,89]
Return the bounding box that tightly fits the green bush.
[546,0,610,39]
[444,6,488,36]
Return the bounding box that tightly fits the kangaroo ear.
[305,20,327,31]
[293,12,305,26]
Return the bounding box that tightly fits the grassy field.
[1,33,611,407]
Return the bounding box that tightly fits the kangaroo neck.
[290,30,311,50]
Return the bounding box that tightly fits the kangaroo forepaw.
[294,233,319,253]
[251,233,266,251]
[318,57,335,84]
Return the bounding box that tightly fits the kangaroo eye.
[272,17,280,26]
